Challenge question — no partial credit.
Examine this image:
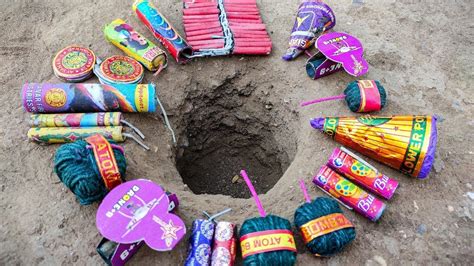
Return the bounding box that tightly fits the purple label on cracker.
[316,32,368,76]
[96,179,186,251]
[283,0,335,61]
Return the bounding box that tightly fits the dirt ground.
[1,0,473,265]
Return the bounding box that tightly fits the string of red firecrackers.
[183,0,272,56]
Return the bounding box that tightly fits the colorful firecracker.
[96,189,180,266]
[327,147,399,200]
[94,55,144,85]
[185,219,215,266]
[311,115,438,178]
[30,112,122,128]
[300,80,387,113]
[211,221,237,266]
[282,0,335,61]
[133,0,193,64]
[27,126,149,150]
[96,179,186,251]
[52,45,96,82]
[22,83,156,113]
[313,166,386,222]
[29,112,145,139]
[182,0,272,57]
[104,19,168,72]
[306,32,369,79]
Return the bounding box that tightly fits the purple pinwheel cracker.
[96,179,186,251]
[316,32,369,76]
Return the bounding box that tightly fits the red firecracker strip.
[183,0,272,56]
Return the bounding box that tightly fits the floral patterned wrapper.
[313,166,386,222]
[327,147,399,200]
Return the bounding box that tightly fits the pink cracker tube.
[326,147,399,200]
[313,166,386,222]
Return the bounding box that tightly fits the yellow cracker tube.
[27,126,124,144]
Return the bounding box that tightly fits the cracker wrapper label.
[306,51,343,79]
[22,83,156,113]
[300,213,354,244]
[96,179,186,251]
[27,126,124,144]
[357,80,381,112]
[283,0,335,60]
[327,147,399,200]
[313,166,386,221]
[315,115,436,178]
[85,134,122,190]
[30,112,122,127]
[104,19,167,71]
[240,229,297,258]
[316,32,368,76]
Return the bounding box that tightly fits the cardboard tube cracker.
[29,112,145,139]
[104,19,168,74]
[27,126,150,150]
[133,0,193,64]
[22,83,176,143]
[313,166,386,222]
[282,0,335,61]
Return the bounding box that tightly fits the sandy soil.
[1,0,473,265]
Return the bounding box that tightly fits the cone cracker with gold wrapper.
[310,115,438,179]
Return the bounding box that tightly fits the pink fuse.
[327,147,399,200]
[313,166,386,222]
